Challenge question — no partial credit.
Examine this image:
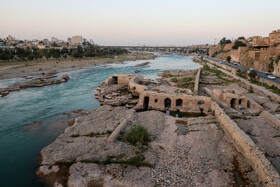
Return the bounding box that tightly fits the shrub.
[232,40,246,49]
[124,126,150,147]
[226,56,231,63]
[249,70,257,79]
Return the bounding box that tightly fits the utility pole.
[263,56,267,85]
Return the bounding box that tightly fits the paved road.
[201,55,280,85]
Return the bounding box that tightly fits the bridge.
[104,45,210,55]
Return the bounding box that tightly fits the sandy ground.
[0,53,155,80]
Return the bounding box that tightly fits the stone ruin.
[96,73,212,114]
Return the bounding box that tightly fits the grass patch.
[84,130,113,137]
[236,72,247,79]
[70,134,80,138]
[176,77,194,90]
[250,80,280,96]
[202,65,230,82]
[171,77,178,83]
[124,125,150,148]
[81,155,153,168]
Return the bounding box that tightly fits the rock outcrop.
[0,75,70,97]
[37,105,260,186]
[135,62,150,67]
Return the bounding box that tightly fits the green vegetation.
[84,130,113,137]
[219,37,232,45]
[212,50,230,57]
[226,56,231,63]
[0,45,128,61]
[81,154,153,168]
[250,79,280,95]
[70,134,80,138]
[268,57,274,71]
[202,65,229,82]
[171,76,194,90]
[232,40,246,49]
[124,125,150,148]
[236,71,247,79]
[176,77,194,90]
[237,36,245,40]
[248,70,257,80]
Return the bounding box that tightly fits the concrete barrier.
[261,111,280,130]
[194,68,201,95]
[211,101,280,186]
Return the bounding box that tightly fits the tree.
[268,57,274,71]
[249,70,257,80]
[226,56,231,63]
[27,54,35,60]
[219,37,232,45]
[238,36,245,40]
[51,42,59,47]
[72,50,82,58]
[77,45,83,54]
[232,40,246,49]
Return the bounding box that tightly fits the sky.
[0,0,280,46]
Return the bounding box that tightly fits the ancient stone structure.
[103,73,211,114]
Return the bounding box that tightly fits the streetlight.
[263,56,267,85]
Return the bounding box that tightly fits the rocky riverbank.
[37,105,260,186]
[0,74,70,97]
[0,53,156,80]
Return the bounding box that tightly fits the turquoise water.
[0,54,200,187]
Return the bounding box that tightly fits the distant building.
[51,37,58,43]
[269,30,280,46]
[43,39,50,44]
[72,36,83,44]
[67,37,72,43]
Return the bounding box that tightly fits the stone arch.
[239,99,242,105]
[176,99,183,106]
[143,96,150,110]
[230,98,236,109]
[164,98,172,109]
[112,76,118,84]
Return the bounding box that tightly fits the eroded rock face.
[0,75,70,97]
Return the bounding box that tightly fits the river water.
[0,54,200,187]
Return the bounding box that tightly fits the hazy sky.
[0,0,279,46]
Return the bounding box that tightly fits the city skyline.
[1,0,280,46]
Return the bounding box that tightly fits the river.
[0,54,201,187]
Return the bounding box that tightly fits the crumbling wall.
[138,92,212,114]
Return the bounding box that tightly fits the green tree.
[249,70,257,80]
[268,57,274,71]
[226,56,231,63]
[238,36,245,40]
[27,54,35,60]
[232,40,246,49]
[219,37,232,45]
[72,50,82,58]
[51,42,59,47]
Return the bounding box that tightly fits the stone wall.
[193,68,201,94]
[211,102,280,186]
[138,92,212,114]
[128,76,148,96]
[260,111,280,130]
